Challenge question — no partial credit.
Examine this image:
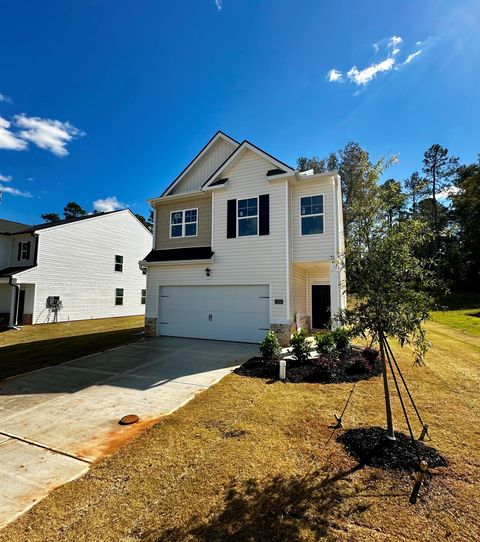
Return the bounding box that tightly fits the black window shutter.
[259,194,270,236]
[17,242,22,260]
[25,242,31,260]
[227,199,237,238]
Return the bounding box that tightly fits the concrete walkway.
[0,337,258,529]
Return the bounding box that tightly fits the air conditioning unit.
[46,296,60,308]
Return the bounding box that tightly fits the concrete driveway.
[0,337,258,528]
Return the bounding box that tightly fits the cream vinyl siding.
[155,194,212,249]
[292,176,336,262]
[289,263,307,321]
[171,138,237,195]
[306,268,331,319]
[18,211,151,324]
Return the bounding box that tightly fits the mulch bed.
[234,347,382,384]
[337,427,448,471]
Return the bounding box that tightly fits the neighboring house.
[141,131,346,345]
[0,210,152,327]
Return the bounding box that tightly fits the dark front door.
[17,290,25,324]
[312,285,331,329]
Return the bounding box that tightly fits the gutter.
[8,276,20,329]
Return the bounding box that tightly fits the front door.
[311,285,331,329]
[18,290,25,324]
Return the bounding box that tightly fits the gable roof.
[161,131,239,197]
[0,219,31,235]
[201,140,295,189]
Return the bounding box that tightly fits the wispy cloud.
[93,196,125,213]
[437,186,461,199]
[0,184,32,197]
[404,50,422,64]
[214,0,222,10]
[15,114,85,157]
[0,174,12,182]
[0,116,28,150]
[0,93,12,104]
[327,35,426,90]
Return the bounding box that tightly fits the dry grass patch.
[1,319,479,541]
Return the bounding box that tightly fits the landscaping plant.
[289,328,311,364]
[259,331,282,362]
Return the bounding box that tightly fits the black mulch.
[337,427,448,472]
[234,348,382,384]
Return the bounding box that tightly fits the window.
[300,195,324,235]
[17,241,31,261]
[170,209,197,238]
[115,288,124,306]
[141,289,146,305]
[114,255,123,272]
[237,197,258,236]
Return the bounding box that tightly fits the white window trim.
[115,288,124,306]
[169,208,198,239]
[141,289,146,304]
[237,196,259,237]
[299,194,325,237]
[19,241,30,261]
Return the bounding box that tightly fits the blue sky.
[1,0,479,224]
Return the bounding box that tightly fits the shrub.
[331,327,350,351]
[259,331,282,362]
[363,347,380,364]
[289,328,311,364]
[346,353,372,375]
[315,332,337,357]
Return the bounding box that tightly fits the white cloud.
[0,174,12,182]
[14,114,85,157]
[346,57,395,86]
[0,116,28,151]
[93,196,125,213]
[0,184,32,197]
[437,186,461,199]
[214,0,222,10]
[0,93,12,103]
[404,50,422,64]
[388,36,403,47]
[327,68,343,82]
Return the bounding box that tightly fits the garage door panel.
[157,285,269,343]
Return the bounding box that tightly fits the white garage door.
[157,285,270,343]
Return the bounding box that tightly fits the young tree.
[422,144,459,255]
[63,201,87,219]
[404,172,428,217]
[339,219,439,439]
[41,212,60,223]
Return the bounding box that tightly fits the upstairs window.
[170,209,197,238]
[141,289,146,305]
[300,195,324,235]
[17,241,31,261]
[115,255,123,272]
[115,288,124,306]
[237,197,258,236]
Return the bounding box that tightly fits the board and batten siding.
[291,176,336,262]
[18,211,152,324]
[154,193,212,249]
[171,138,237,195]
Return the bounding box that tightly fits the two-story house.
[0,210,152,327]
[141,131,346,345]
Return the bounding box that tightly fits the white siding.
[291,176,336,262]
[17,211,152,324]
[9,234,37,267]
[289,264,307,321]
[147,149,290,324]
[171,138,237,195]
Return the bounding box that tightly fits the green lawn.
[2,315,479,541]
[0,316,144,379]
[431,293,480,336]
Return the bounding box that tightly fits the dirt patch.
[235,348,381,384]
[337,427,448,471]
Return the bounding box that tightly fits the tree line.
[298,142,480,293]
[41,203,153,232]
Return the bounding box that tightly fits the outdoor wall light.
[205,267,211,277]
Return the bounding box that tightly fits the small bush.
[289,328,311,364]
[363,347,380,364]
[259,331,282,362]
[315,332,337,357]
[346,353,372,375]
[331,327,350,351]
